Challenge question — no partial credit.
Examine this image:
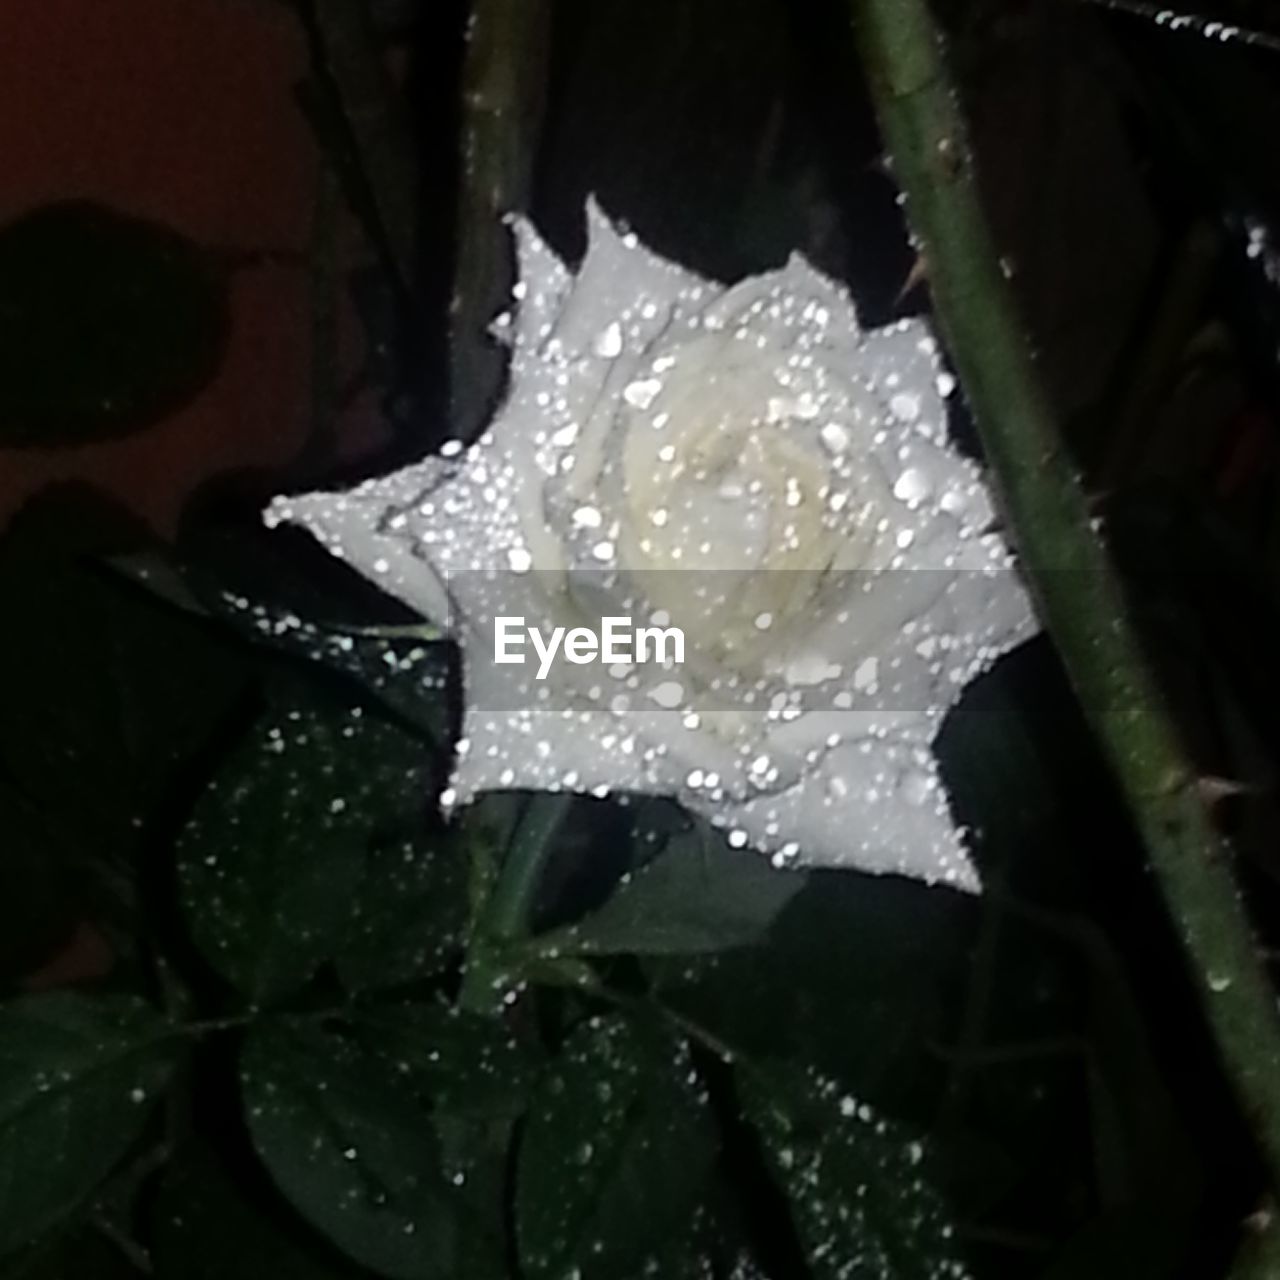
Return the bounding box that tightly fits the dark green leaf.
[0,993,174,1257]
[648,873,970,1106]
[552,825,804,957]
[350,1000,542,1278]
[0,495,247,862]
[0,1226,140,1280]
[175,523,450,742]
[351,1001,539,1117]
[177,699,425,1004]
[335,833,467,994]
[0,202,228,447]
[740,1062,965,1280]
[240,1021,458,1279]
[152,1145,364,1280]
[219,613,449,746]
[516,1016,717,1280]
[431,1114,515,1280]
[0,785,79,982]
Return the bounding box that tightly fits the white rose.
[266,201,1036,890]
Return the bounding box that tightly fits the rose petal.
[264,461,452,624]
[267,200,1038,893]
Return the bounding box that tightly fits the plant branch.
[305,0,414,290]
[451,0,552,439]
[849,0,1280,1201]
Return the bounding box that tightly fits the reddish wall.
[0,0,364,534]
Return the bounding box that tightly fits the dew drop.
[820,422,850,454]
[890,392,922,422]
[648,680,684,708]
[623,378,662,410]
[892,467,931,505]
[594,322,623,358]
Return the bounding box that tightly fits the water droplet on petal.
[820,422,850,454]
[892,467,931,505]
[648,680,684,708]
[594,322,623,358]
[890,392,922,421]
[623,378,662,410]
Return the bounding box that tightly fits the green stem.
[849,0,1280,1202]
[459,794,572,1012]
[451,0,552,439]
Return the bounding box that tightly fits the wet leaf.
[648,872,969,1104]
[240,1020,458,1280]
[351,1001,539,1117]
[516,1016,717,1280]
[0,201,228,446]
[177,699,425,1004]
[335,833,468,994]
[552,825,804,956]
[174,523,451,743]
[427,1110,518,1279]
[0,993,174,1258]
[206,593,450,745]
[152,1144,363,1280]
[740,1061,967,1280]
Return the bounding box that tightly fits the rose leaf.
[0,993,175,1258]
[349,1001,541,1119]
[177,700,425,1004]
[515,1016,717,1280]
[239,1020,458,1280]
[334,831,469,994]
[151,1144,364,1280]
[546,825,806,957]
[740,1061,968,1280]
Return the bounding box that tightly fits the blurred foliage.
[0,203,229,448]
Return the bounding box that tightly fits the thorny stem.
[849,0,1280,1218]
[451,0,552,440]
